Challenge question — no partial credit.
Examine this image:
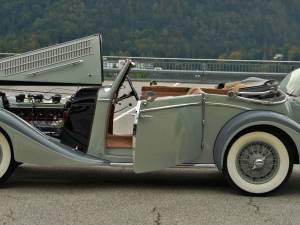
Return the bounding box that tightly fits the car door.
[134,94,204,173]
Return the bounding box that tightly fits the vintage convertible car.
[0,34,299,195]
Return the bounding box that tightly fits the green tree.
[0,0,300,60]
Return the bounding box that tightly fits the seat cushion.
[106,134,133,149]
[186,88,204,95]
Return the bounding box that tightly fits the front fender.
[0,109,108,166]
[213,110,300,171]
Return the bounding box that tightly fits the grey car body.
[0,34,299,194]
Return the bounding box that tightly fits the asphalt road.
[0,82,300,225]
[2,165,300,225]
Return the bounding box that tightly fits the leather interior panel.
[106,134,133,149]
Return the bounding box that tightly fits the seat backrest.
[186,88,204,95]
[140,86,190,99]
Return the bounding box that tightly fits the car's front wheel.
[0,132,16,183]
[224,131,293,194]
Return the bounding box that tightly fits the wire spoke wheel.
[237,142,279,184]
[224,131,292,194]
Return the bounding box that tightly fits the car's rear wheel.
[0,132,16,183]
[224,131,293,194]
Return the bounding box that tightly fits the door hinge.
[201,94,206,151]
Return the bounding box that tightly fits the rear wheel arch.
[213,111,300,170]
[224,125,299,165]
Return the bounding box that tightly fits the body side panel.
[134,95,203,172]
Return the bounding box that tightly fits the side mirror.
[145,91,156,102]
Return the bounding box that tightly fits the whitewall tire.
[224,131,292,194]
[0,132,15,183]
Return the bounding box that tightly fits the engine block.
[1,92,67,137]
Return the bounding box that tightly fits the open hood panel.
[0,34,103,85]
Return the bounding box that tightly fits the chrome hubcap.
[253,158,265,169]
[236,142,280,184]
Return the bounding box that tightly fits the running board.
[109,163,216,169]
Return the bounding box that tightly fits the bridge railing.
[1,53,299,83]
[103,56,300,83]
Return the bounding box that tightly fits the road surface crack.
[2,208,16,225]
[151,207,162,225]
[247,198,281,225]
[248,198,260,214]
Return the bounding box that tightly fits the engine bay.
[0,90,65,137]
[0,87,99,149]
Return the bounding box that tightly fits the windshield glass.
[279,68,300,96]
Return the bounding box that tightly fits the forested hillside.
[1,0,300,60]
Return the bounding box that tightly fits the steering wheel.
[127,76,139,100]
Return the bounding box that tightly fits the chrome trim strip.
[140,102,202,113]
[27,60,83,77]
[98,98,111,102]
[109,163,216,169]
[237,90,276,96]
[177,163,216,168]
[110,163,133,167]
[206,102,251,110]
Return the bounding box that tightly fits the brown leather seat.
[106,134,133,149]
[201,88,228,95]
[186,88,204,95]
[141,86,190,99]
[141,86,205,98]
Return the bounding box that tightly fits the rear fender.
[213,111,300,171]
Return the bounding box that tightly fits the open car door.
[133,95,204,173]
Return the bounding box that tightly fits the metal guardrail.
[103,56,300,83]
[1,53,299,83]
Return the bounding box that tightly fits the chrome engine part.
[0,92,67,138]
